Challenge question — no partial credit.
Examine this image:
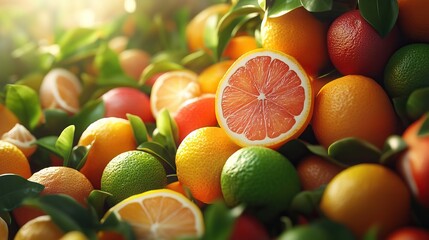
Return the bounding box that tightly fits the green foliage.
[358,0,398,38]
[5,84,42,131]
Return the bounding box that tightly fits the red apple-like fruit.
[230,214,270,240]
[101,87,155,123]
[399,115,429,209]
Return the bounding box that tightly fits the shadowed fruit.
[176,127,241,203]
[397,0,429,43]
[320,164,411,238]
[296,154,343,191]
[384,43,429,98]
[312,75,398,149]
[327,10,402,80]
[261,7,329,76]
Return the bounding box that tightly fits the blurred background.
[0,0,222,87]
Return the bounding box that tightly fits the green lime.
[101,150,167,205]
[384,43,429,98]
[221,146,300,218]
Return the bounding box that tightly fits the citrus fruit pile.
[1,0,429,239]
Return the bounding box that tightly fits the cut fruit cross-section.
[1,123,37,157]
[215,48,313,149]
[103,189,204,240]
[39,68,82,114]
[150,70,201,119]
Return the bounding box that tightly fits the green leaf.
[201,201,243,240]
[181,50,215,73]
[127,114,149,146]
[88,190,112,220]
[94,44,123,78]
[36,136,60,156]
[266,0,302,17]
[57,28,101,61]
[100,213,136,240]
[380,135,407,166]
[156,109,178,155]
[204,14,221,56]
[69,145,91,170]
[418,113,429,137]
[137,141,176,173]
[301,0,333,12]
[328,138,381,167]
[358,0,398,37]
[216,11,260,60]
[289,186,325,216]
[392,96,411,126]
[139,61,183,85]
[71,99,105,141]
[94,44,138,88]
[34,109,70,137]
[5,84,42,130]
[0,174,44,211]
[406,87,429,121]
[24,194,95,234]
[55,125,75,165]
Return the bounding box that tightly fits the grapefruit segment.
[216,49,313,148]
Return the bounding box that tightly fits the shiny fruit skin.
[327,10,402,80]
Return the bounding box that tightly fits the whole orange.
[119,49,151,81]
[173,94,218,143]
[320,164,411,238]
[260,7,329,76]
[296,154,343,191]
[327,10,402,80]
[78,117,137,189]
[186,3,231,53]
[0,140,31,179]
[175,127,241,203]
[312,75,398,149]
[223,35,259,60]
[197,60,234,94]
[13,166,94,227]
[397,0,429,43]
[0,104,19,135]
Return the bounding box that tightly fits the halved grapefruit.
[215,49,313,148]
